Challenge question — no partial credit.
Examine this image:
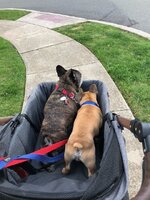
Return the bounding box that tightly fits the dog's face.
[56,65,82,91]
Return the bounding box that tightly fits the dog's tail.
[73,143,83,150]
[73,143,83,161]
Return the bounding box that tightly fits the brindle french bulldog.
[41,65,82,148]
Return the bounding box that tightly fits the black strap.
[21,114,38,132]
[0,114,21,141]
[0,113,38,141]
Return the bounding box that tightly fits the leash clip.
[4,157,11,162]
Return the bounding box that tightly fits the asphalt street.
[0,0,150,33]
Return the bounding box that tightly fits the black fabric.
[0,114,22,158]
[122,192,129,200]
[95,192,129,200]
[0,192,79,200]
[0,122,124,200]
[81,121,124,200]
[0,193,129,200]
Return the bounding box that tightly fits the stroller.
[0,80,149,200]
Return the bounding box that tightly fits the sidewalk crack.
[20,39,73,54]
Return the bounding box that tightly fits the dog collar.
[80,101,99,108]
[55,84,75,100]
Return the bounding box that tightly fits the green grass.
[0,10,28,117]
[0,10,30,20]
[55,22,150,121]
[0,37,26,117]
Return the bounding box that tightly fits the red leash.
[0,139,67,169]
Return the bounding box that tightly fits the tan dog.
[62,84,103,177]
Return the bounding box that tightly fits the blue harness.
[80,101,99,107]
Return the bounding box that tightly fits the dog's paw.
[87,168,95,178]
[62,167,70,174]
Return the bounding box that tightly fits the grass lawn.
[55,22,150,122]
[0,37,26,117]
[0,10,30,20]
[0,10,28,117]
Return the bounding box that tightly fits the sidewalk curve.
[0,10,146,198]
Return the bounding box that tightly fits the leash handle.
[117,115,150,153]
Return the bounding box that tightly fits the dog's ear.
[75,88,84,102]
[56,65,67,77]
[89,84,98,94]
[68,69,81,87]
[69,69,76,81]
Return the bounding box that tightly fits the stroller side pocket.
[0,114,22,158]
[0,114,38,185]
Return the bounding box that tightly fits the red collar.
[55,84,75,100]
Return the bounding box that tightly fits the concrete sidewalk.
[0,11,144,198]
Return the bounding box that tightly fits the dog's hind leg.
[62,163,71,174]
[87,165,95,177]
[62,160,72,174]
[62,149,73,174]
[82,145,96,177]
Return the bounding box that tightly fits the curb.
[89,19,150,40]
[1,8,150,40]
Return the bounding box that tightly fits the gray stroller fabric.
[0,80,128,200]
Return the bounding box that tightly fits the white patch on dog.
[60,96,67,101]
[73,150,82,161]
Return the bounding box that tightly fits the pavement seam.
[26,61,99,75]
[18,19,56,29]
[20,39,73,54]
